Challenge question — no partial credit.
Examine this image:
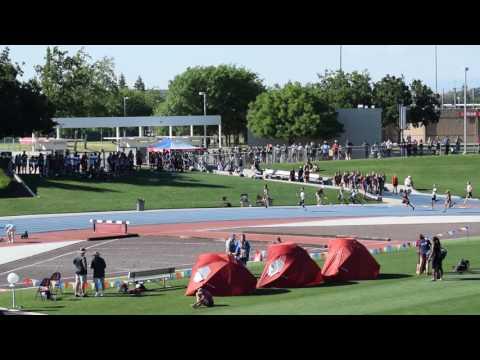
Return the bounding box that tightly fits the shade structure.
[321,238,380,281]
[147,138,204,153]
[185,253,257,296]
[256,243,324,289]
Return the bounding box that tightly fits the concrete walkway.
[0,241,82,265]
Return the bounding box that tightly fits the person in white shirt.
[4,223,16,243]
[431,184,438,210]
[464,181,473,205]
[404,176,413,194]
[298,187,306,209]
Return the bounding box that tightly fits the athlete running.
[402,190,415,211]
[443,190,453,212]
[431,184,438,210]
[464,181,473,206]
[298,187,306,210]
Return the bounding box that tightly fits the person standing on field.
[73,248,88,297]
[391,174,399,195]
[90,251,107,297]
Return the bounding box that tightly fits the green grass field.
[270,155,480,197]
[0,171,346,216]
[0,168,10,190]
[2,237,479,315]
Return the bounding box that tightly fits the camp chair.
[35,278,52,300]
[50,272,63,295]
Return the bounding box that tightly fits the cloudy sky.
[5,45,478,92]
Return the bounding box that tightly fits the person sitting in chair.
[191,287,214,308]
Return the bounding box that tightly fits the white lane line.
[251,215,480,228]
[0,238,123,276]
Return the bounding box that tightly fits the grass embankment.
[1,237,479,315]
[0,170,343,216]
[270,155,480,197]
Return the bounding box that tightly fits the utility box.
[136,198,145,211]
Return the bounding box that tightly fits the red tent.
[321,238,380,281]
[256,243,324,289]
[185,253,257,296]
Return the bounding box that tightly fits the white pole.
[169,126,173,138]
[464,67,469,155]
[435,45,438,95]
[190,125,194,137]
[10,284,15,309]
[339,45,342,71]
[56,127,61,139]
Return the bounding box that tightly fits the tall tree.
[372,75,412,127]
[408,79,440,127]
[0,47,55,137]
[134,76,145,91]
[158,65,265,142]
[119,73,127,89]
[247,82,342,143]
[316,70,373,108]
[35,46,120,117]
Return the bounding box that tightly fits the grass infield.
[0,170,349,216]
[270,154,480,197]
[0,237,478,315]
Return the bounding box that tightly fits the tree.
[408,79,440,127]
[247,82,342,143]
[134,76,145,91]
[316,70,373,108]
[0,47,55,137]
[157,65,265,143]
[373,75,412,127]
[119,73,127,89]
[35,46,120,117]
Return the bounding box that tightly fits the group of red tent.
[186,238,380,296]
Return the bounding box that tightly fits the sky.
[4,45,479,92]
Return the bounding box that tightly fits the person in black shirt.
[73,248,88,297]
[90,251,107,297]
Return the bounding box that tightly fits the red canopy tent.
[321,238,380,281]
[185,253,257,296]
[256,243,324,289]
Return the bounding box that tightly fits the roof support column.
[204,125,207,148]
[56,127,61,139]
[190,125,194,137]
[169,126,173,138]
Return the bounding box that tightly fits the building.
[247,108,382,146]
[402,109,479,143]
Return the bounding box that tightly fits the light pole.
[339,45,343,72]
[199,91,207,148]
[435,45,438,95]
[123,96,129,117]
[464,67,469,154]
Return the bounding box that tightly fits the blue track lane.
[1,190,479,234]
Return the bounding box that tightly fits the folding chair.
[35,278,51,300]
[50,272,63,295]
